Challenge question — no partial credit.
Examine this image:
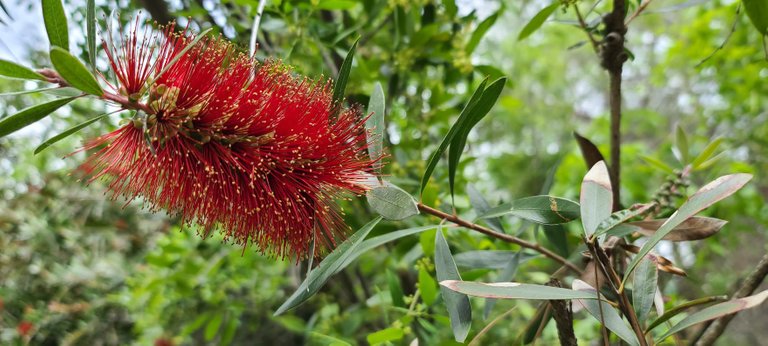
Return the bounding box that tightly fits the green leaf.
[645,295,728,332]
[641,155,675,174]
[632,256,658,323]
[387,270,406,308]
[580,161,613,237]
[274,217,382,315]
[420,78,488,195]
[204,313,223,341]
[153,28,213,84]
[366,183,419,220]
[365,82,385,167]
[656,290,768,342]
[0,59,47,81]
[675,125,689,164]
[467,184,505,233]
[42,0,69,49]
[448,77,506,203]
[0,87,61,96]
[435,227,472,342]
[337,224,438,270]
[517,3,560,41]
[35,113,108,154]
[453,250,535,270]
[744,0,768,35]
[478,195,580,225]
[332,38,359,105]
[440,280,598,300]
[367,327,404,345]
[86,0,96,72]
[220,317,239,345]
[484,252,522,319]
[542,225,569,257]
[691,137,723,170]
[0,97,76,139]
[593,203,653,238]
[49,47,102,96]
[317,0,358,10]
[623,174,752,285]
[419,266,438,305]
[466,12,499,53]
[572,280,641,346]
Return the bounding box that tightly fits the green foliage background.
[0,0,766,344]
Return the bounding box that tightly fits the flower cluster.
[81,21,378,258]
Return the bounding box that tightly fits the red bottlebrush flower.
[80,21,379,258]
[17,321,33,337]
[154,338,175,346]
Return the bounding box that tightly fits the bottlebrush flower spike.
[79,20,380,259]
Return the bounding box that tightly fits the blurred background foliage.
[0,0,766,344]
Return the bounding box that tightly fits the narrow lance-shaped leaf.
[49,47,103,96]
[337,224,439,270]
[365,82,385,168]
[580,161,613,237]
[691,137,723,170]
[440,280,598,300]
[435,227,472,342]
[420,78,488,195]
[0,97,76,139]
[593,203,653,238]
[632,256,658,323]
[675,125,689,164]
[332,37,359,105]
[448,77,506,203]
[453,250,535,270]
[656,290,768,342]
[35,112,109,154]
[274,217,382,315]
[645,295,729,332]
[0,59,47,81]
[572,280,641,346]
[467,184,505,233]
[466,11,499,53]
[86,0,97,72]
[630,216,727,241]
[478,195,580,225]
[366,183,419,220]
[623,174,752,285]
[518,2,560,41]
[42,0,69,49]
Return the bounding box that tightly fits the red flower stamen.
[81,21,380,259]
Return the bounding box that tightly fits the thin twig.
[417,203,583,275]
[694,253,768,345]
[695,3,741,68]
[249,0,268,58]
[625,0,654,26]
[547,279,578,346]
[572,3,599,53]
[468,306,518,346]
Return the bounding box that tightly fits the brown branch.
[601,0,628,211]
[547,279,578,346]
[416,203,583,275]
[693,253,768,346]
[587,240,648,346]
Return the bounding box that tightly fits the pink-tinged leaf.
[623,174,752,285]
[439,280,597,300]
[630,216,727,241]
[656,290,768,342]
[581,161,613,236]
